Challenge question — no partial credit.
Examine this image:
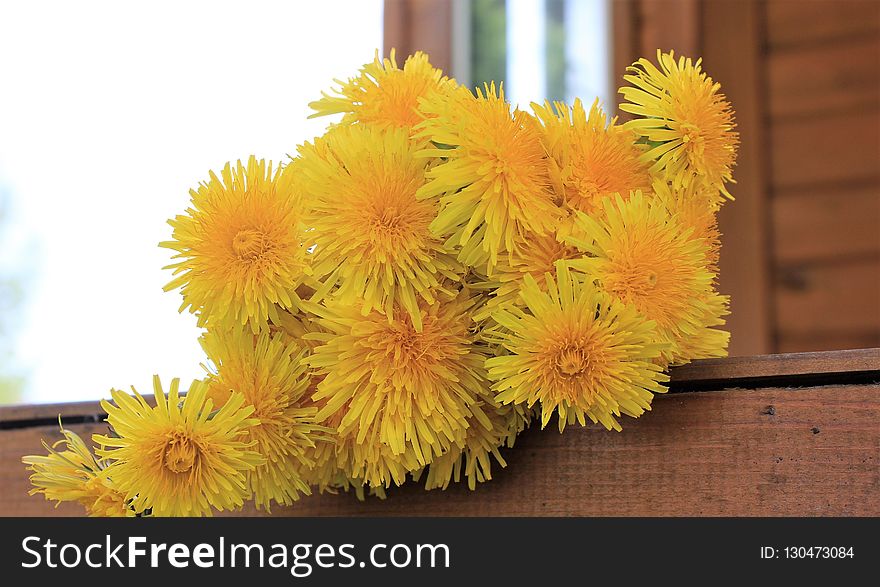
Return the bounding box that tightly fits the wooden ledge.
[1,348,878,516]
[669,348,880,391]
[2,349,877,427]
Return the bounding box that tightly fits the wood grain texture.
[4,386,878,517]
[3,350,876,425]
[234,384,880,517]
[671,348,880,380]
[611,0,638,120]
[703,0,773,357]
[1,423,110,516]
[0,400,104,424]
[763,0,880,353]
[383,0,452,73]
[775,259,880,334]
[766,0,880,50]
[2,350,878,517]
[767,36,880,120]
[772,186,880,263]
[779,332,880,354]
[770,109,880,189]
[637,0,701,59]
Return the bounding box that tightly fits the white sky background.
[0,0,383,404]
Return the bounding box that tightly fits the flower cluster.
[24,49,737,515]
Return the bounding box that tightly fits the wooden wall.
[613,0,880,356]
[764,0,880,352]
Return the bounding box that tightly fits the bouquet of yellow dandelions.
[24,49,738,516]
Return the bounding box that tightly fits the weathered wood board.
[2,350,878,517]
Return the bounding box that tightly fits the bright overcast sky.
[0,0,383,404]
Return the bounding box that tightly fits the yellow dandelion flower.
[23,426,134,517]
[620,50,738,197]
[311,395,421,489]
[270,305,326,353]
[162,156,310,334]
[416,83,563,268]
[201,327,323,510]
[94,376,263,517]
[673,291,730,364]
[533,98,652,224]
[340,476,389,501]
[299,385,435,497]
[305,295,491,487]
[419,401,528,491]
[652,179,723,272]
[485,264,668,431]
[472,230,582,322]
[292,394,342,492]
[297,124,461,331]
[568,192,725,365]
[309,49,455,130]
[291,397,392,503]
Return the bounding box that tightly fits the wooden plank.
[766,0,880,50]
[670,348,880,388]
[775,258,880,334]
[3,385,878,517]
[1,422,109,516]
[703,0,773,356]
[767,36,880,120]
[636,0,701,58]
[383,0,453,73]
[772,185,880,263]
[770,109,880,189]
[383,0,408,61]
[3,349,876,424]
[779,332,880,354]
[249,384,880,517]
[0,400,103,424]
[611,0,638,120]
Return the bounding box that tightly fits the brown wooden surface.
[668,348,880,385]
[2,350,879,516]
[779,332,880,354]
[775,259,880,335]
[765,0,880,354]
[611,0,637,120]
[772,186,880,263]
[253,384,879,517]
[614,0,776,356]
[637,0,701,58]
[0,400,105,423]
[770,110,880,189]
[767,36,880,120]
[703,0,773,357]
[1,423,107,517]
[765,0,880,50]
[383,0,452,73]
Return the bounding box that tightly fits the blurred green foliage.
[470,0,568,103]
[545,0,566,103]
[470,0,506,93]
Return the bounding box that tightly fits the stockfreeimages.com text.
[21,535,450,578]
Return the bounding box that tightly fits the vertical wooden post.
[702,0,773,355]
[384,0,454,73]
[611,0,638,118]
[637,0,702,57]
